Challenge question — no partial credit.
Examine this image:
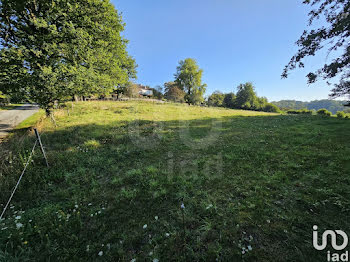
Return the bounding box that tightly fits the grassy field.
[0,101,349,261]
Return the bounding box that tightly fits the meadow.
[0,101,349,261]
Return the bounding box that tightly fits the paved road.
[0,104,39,139]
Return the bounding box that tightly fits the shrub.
[299,108,313,115]
[317,108,332,116]
[287,109,312,115]
[336,111,346,118]
[287,109,299,114]
[263,103,280,113]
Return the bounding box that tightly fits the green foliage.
[336,111,346,118]
[235,83,258,110]
[152,86,164,100]
[287,109,313,115]
[164,81,186,103]
[317,108,332,116]
[208,91,225,107]
[263,103,280,113]
[223,92,236,108]
[174,58,207,105]
[208,83,281,113]
[0,91,9,105]
[282,0,350,105]
[124,83,140,98]
[272,99,348,114]
[0,0,137,114]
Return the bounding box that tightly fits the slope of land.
[0,101,349,261]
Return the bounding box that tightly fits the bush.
[263,103,280,113]
[287,109,300,114]
[317,108,332,116]
[287,109,312,115]
[336,111,346,118]
[299,108,313,115]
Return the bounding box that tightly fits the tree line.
[272,100,350,114]
[122,58,280,113]
[207,83,280,112]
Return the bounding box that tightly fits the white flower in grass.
[153,259,159,262]
[165,233,170,237]
[206,204,213,210]
[155,216,158,220]
[88,203,92,206]
[247,245,252,251]
[98,251,103,256]
[15,216,21,220]
[16,223,23,229]
[149,251,153,256]
[181,203,185,209]
[143,224,147,229]
[131,259,136,262]
[75,204,79,208]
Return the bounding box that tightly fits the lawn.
[0,101,349,261]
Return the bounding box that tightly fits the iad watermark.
[313,225,349,261]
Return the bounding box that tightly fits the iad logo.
[313,225,349,261]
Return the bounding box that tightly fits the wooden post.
[34,128,49,168]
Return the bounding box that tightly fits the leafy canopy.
[208,91,225,107]
[174,58,207,105]
[0,0,136,113]
[164,81,185,103]
[282,0,350,103]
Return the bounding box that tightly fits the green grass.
[0,101,349,261]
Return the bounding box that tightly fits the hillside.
[272,99,349,114]
[0,101,350,261]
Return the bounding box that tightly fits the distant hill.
[271,99,350,114]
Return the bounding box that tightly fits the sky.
[112,0,338,102]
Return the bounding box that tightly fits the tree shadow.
[0,113,346,261]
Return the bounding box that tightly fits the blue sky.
[112,0,336,102]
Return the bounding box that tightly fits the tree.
[0,91,9,105]
[235,83,258,110]
[164,81,185,103]
[282,0,350,105]
[152,85,164,100]
[124,83,140,98]
[174,58,207,105]
[0,0,136,115]
[256,97,268,111]
[223,92,236,108]
[208,91,225,107]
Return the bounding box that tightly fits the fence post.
[34,128,49,168]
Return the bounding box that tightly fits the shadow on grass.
[0,114,349,261]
